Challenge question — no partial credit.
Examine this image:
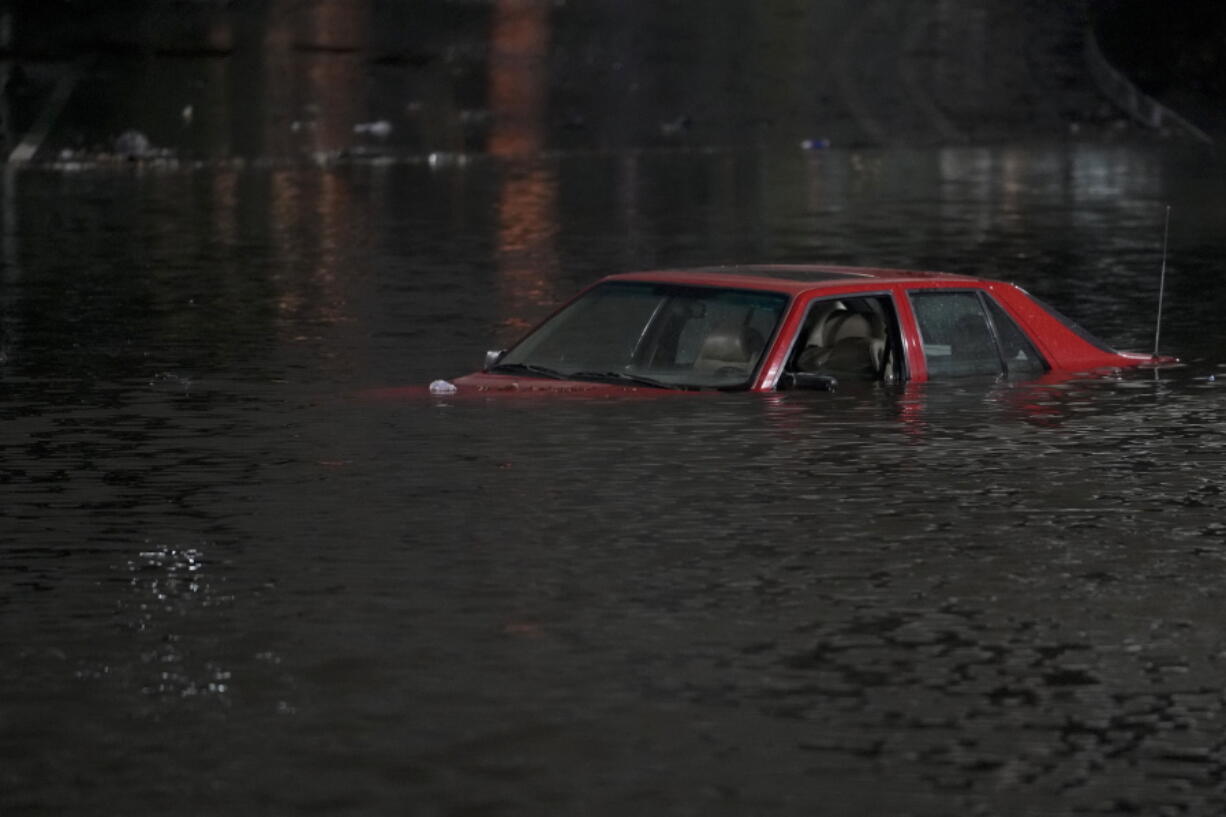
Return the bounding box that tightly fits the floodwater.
[5,1,1226,814]
[4,144,1226,816]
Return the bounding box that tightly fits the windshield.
[493,281,789,389]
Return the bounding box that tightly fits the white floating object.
[429,379,458,395]
[353,120,393,137]
[114,129,151,157]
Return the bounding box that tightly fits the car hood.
[453,372,637,393]
[359,372,688,401]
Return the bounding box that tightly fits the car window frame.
[776,291,908,386]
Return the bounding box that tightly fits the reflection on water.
[3,141,1226,815]
[495,162,561,339]
[33,0,1157,164]
[267,1,367,156]
[488,0,550,159]
[268,168,360,343]
[489,0,562,339]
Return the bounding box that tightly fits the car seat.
[693,325,765,377]
[796,308,883,379]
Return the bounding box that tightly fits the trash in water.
[354,120,393,138]
[429,379,458,395]
[800,138,831,150]
[427,152,468,169]
[659,115,692,137]
[114,130,152,158]
[457,109,490,124]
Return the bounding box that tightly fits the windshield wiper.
[568,370,684,390]
[492,363,687,390]
[488,362,568,379]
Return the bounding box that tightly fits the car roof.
[603,264,979,294]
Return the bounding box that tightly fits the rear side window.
[910,290,1048,378]
[983,297,1045,376]
[911,292,1001,376]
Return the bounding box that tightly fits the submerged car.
[442,265,1170,394]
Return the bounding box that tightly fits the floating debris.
[458,108,490,125]
[114,129,152,158]
[427,151,468,169]
[659,115,692,137]
[429,379,458,395]
[353,120,393,138]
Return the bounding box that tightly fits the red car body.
[441,265,1170,395]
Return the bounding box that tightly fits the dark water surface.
[4,143,1226,815]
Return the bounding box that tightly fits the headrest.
[807,309,875,348]
[698,326,764,364]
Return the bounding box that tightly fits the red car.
[439,265,1169,394]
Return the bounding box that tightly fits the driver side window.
[787,295,902,383]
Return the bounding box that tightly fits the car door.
[907,289,1047,379]
[773,293,906,388]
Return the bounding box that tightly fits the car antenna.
[1152,204,1171,360]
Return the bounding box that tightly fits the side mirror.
[484,349,506,371]
[779,372,838,392]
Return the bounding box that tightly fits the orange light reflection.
[488,0,560,340]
